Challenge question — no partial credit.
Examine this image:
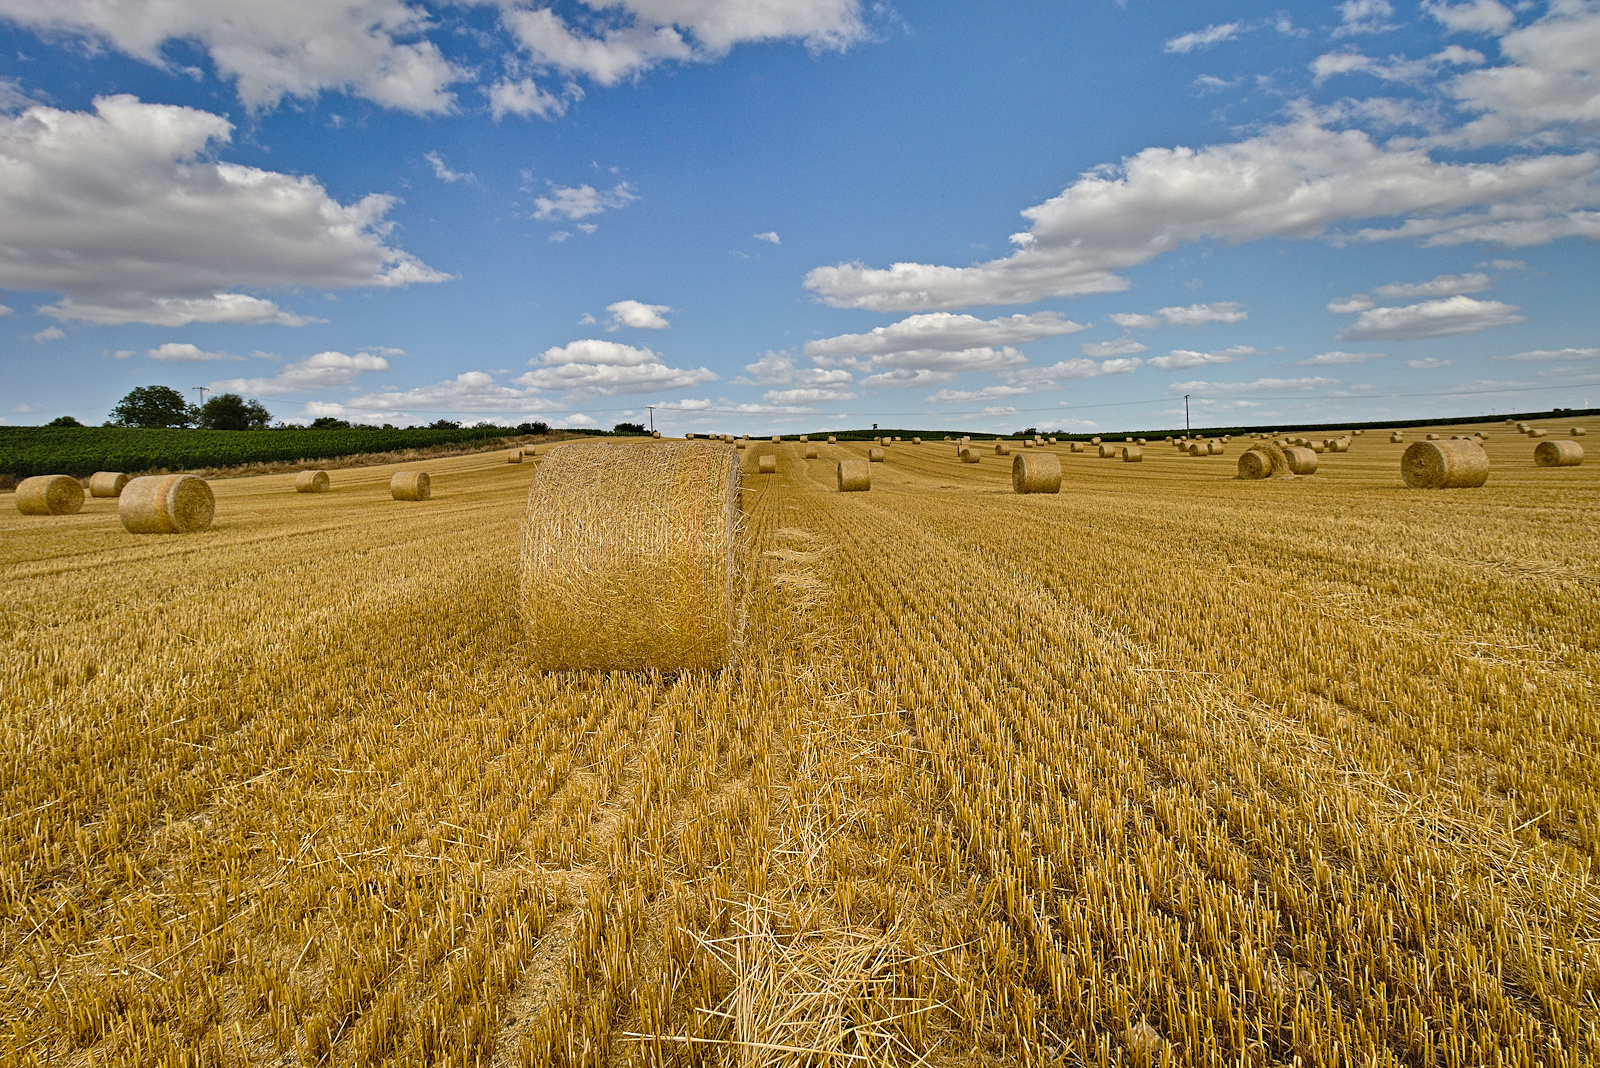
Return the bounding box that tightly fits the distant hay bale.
[1529,428,1548,438]
[1403,439,1489,488]
[1187,443,1204,456]
[519,441,746,672]
[1137,438,1147,445]
[1122,446,1143,463]
[1535,440,1583,467]
[868,447,885,462]
[1311,442,1326,453]
[391,471,431,501]
[1208,441,1224,455]
[88,471,130,498]
[994,442,1012,455]
[959,446,980,463]
[1426,433,1440,440]
[1023,439,1034,448]
[1283,446,1319,475]
[804,444,818,458]
[1353,429,1363,436]
[771,435,781,443]
[837,458,871,491]
[1390,432,1404,443]
[799,435,808,442]
[1091,436,1101,445]
[1572,427,1587,436]
[16,474,84,515]
[1048,436,1057,443]
[295,469,330,493]
[119,474,213,533]
[1011,452,1062,493]
[508,450,524,463]
[757,454,777,474]
[653,431,662,438]
[944,436,952,441]
[912,436,921,444]
[685,432,695,439]
[736,440,747,449]
[1098,444,1116,458]
[827,436,837,444]
[894,436,901,441]
[1070,441,1083,452]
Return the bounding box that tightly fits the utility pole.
[647,405,655,432]
[193,387,209,408]
[1184,394,1190,435]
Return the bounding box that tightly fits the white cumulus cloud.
[520,339,716,396]
[1493,346,1600,361]
[531,181,638,221]
[1170,376,1340,396]
[1146,345,1256,370]
[0,96,449,327]
[425,150,474,183]
[753,231,781,244]
[606,299,672,329]
[148,342,236,362]
[1336,294,1524,340]
[805,311,1086,363]
[1408,357,1455,368]
[1335,0,1400,37]
[1372,271,1491,298]
[0,0,463,114]
[210,350,391,395]
[1080,337,1149,357]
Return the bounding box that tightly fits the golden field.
[2,418,1597,1067]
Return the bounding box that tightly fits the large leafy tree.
[109,385,195,428]
[196,393,272,430]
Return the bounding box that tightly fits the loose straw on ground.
[119,474,214,533]
[1402,439,1489,488]
[16,475,84,516]
[519,440,747,672]
[1012,452,1061,493]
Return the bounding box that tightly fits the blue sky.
[1,0,1597,434]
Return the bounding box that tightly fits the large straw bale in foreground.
[119,474,213,533]
[391,471,431,501]
[1012,452,1061,494]
[1283,447,1319,475]
[89,471,130,498]
[837,458,870,491]
[1534,440,1583,467]
[1403,439,1489,488]
[16,475,84,515]
[1237,442,1291,480]
[295,469,330,493]
[520,441,746,672]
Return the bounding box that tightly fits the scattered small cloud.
[606,300,672,330]
[520,339,716,396]
[1147,345,1257,370]
[1109,302,1247,329]
[1080,337,1149,357]
[578,313,597,325]
[531,181,638,221]
[1327,295,1376,313]
[487,78,581,121]
[1165,21,1243,53]
[1493,347,1600,362]
[753,231,781,244]
[148,342,237,361]
[1372,272,1490,299]
[1295,350,1388,365]
[32,326,64,341]
[1407,357,1454,369]
[424,150,474,184]
[1169,376,1340,396]
[1336,295,1523,340]
[1334,0,1400,37]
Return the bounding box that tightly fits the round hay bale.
[119,474,213,532]
[1122,446,1143,463]
[1353,429,1363,436]
[799,435,808,442]
[685,432,695,439]
[508,450,524,463]
[16,474,84,516]
[1091,436,1101,445]
[894,436,901,442]
[295,469,330,493]
[519,441,746,672]
[1402,439,1489,488]
[1529,428,1548,438]
[994,442,1011,456]
[1283,446,1319,475]
[1390,432,1404,443]
[1098,444,1116,458]
[804,444,818,458]
[1049,437,1057,443]
[1208,441,1224,455]
[944,436,952,441]
[868,447,885,462]
[1535,440,1583,467]
[959,446,980,463]
[771,435,781,443]
[1012,452,1062,493]
[1237,441,1291,480]
[1187,443,1204,456]
[653,431,662,438]
[1137,438,1146,445]
[912,436,921,444]
[827,436,837,444]
[1311,441,1326,454]
[837,458,871,491]
[1572,427,1587,436]
[1023,439,1034,448]
[736,441,747,449]
[1070,441,1084,452]
[88,471,130,498]
[757,454,777,474]
[391,471,431,501]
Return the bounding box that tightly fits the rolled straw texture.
[804,445,818,458]
[1573,427,1587,436]
[1122,446,1143,463]
[508,450,524,463]
[1012,452,1062,494]
[771,435,781,443]
[295,470,330,493]
[1529,429,1548,438]
[1208,441,1224,455]
[1098,444,1114,458]
[391,471,431,501]
[959,447,980,463]
[89,471,129,498]
[799,435,808,442]
[868,447,885,462]
[912,436,921,444]
[1238,442,1292,480]
[1070,442,1083,452]
[1188,443,1204,456]
[16,474,84,515]
[519,442,746,672]
[1091,437,1101,445]
[757,454,777,474]
[837,458,870,491]
[1311,442,1326,454]
[1534,440,1583,467]
[119,474,213,533]
[994,442,1012,456]
[1023,440,1034,448]
[827,436,837,444]
[1390,432,1404,443]
[1283,447,1319,475]
[1402,439,1489,488]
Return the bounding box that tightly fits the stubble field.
[2,421,1597,1067]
